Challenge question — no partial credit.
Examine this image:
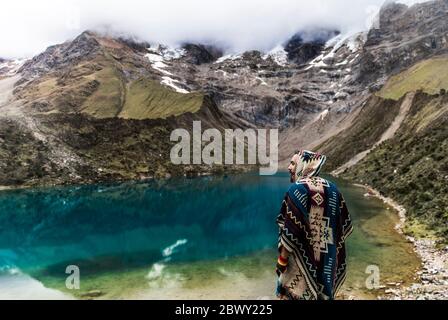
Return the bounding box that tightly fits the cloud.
[0,0,429,58]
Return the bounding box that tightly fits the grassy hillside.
[0,101,248,188]
[378,55,448,100]
[316,55,448,241]
[19,47,205,121]
[346,91,448,240]
[0,119,59,186]
[1,37,253,188]
[80,62,124,118]
[316,95,400,171]
[119,78,204,120]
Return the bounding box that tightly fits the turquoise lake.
[0,173,420,299]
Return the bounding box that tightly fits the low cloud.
[0,0,429,58]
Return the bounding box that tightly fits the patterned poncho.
[276,151,353,300]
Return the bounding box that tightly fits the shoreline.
[0,270,74,300]
[354,183,448,300]
[0,167,256,194]
[0,186,16,191]
[2,177,442,300]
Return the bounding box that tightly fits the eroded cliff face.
[344,91,448,239]
[314,1,448,239]
[359,0,448,85]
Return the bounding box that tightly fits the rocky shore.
[357,184,448,300]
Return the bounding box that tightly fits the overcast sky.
[0,0,429,58]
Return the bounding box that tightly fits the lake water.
[0,173,420,299]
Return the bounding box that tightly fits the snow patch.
[335,59,348,66]
[0,59,26,77]
[315,109,330,121]
[256,77,268,86]
[148,44,186,61]
[145,53,173,76]
[215,54,242,64]
[325,31,366,56]
[322,51,335,61]
[262,45,288,66]
[314,60,328,68]
[306,31,365,72]
[161,77,190,94]
[350,54,360,64]
[145,46,190,94]
[305,55,328,70]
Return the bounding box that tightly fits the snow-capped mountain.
[0,59,26,78]
[0,0,447,193]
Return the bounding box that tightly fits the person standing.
[276,150,353,300]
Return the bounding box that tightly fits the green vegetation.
[119,78,204,120]
[0,108,247,188]
[317,95,400,171]
[0,119,57,185]
[0,45,234,187]
[332,57,448,241]
[21,51,205,121]
[403,219,439,242]
[378,55,448,100]
[319,55,448,241]
[80,63,124,118]
[345,92,448,241]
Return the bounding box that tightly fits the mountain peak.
[19,30,103,78]
[284,29,340,65]
[181,43,224,65]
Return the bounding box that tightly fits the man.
[275,150,353,300]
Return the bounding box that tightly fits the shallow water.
[0,173,419,299]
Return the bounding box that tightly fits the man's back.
[277,175,353,300]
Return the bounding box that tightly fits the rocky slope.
[0,59,25,79]
[319,1,448,240]
[344,90,448,239]
[318,0,448,170]
[359,0,448,86]
[0,25,365,188]
[0,33,253,187]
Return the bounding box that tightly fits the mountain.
[317,0,448,239]
[1,25,361,188]
[345,90,448,238]
[0,59,24,78]
[0,32,251,186]
[0,0,447,236]
[359,0,448,85]
[284,29,340,64]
